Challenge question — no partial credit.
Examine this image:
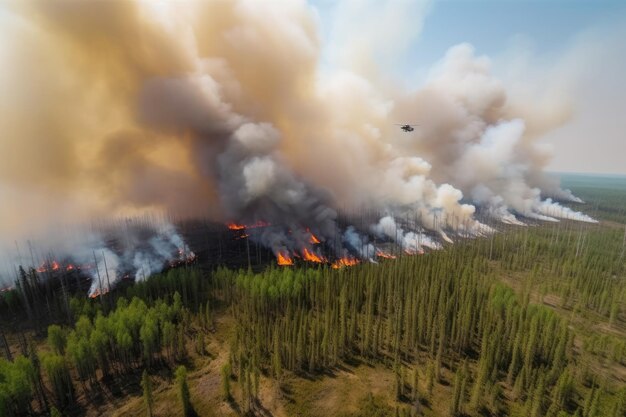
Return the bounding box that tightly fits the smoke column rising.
[0,0,596,286]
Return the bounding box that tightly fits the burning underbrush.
[33,249,197,299]
[223,215,459,269]
[3,205,595,299]
[219,200,599,272]
[5,219,197,298]
[0,0,604,305]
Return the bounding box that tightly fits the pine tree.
[47,325,66,356]
[141,370,154,417]
[175,366,191,417]
[272,329,282,379]
[41,353,74,408]
[450,369,463,417]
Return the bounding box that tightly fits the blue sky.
[312,0,625,75]
[410,1,625,68]
[310,0,626,174]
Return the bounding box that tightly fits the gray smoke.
[0,219,194,296]
[0,1,600,282]
[86,221,196,296]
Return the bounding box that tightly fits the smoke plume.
[0,0,597,286]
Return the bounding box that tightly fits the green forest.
[0,176,625,417]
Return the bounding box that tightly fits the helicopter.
[395,124,419,132]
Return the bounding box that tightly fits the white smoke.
[89,248,119,296]
[343,226,377,260]
[393,44,596,225]
[371,216,442,255]
[0,218,194,295]
[87,221,196,295]
[0,0,600,281]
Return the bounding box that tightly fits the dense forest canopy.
[0,177,625,417]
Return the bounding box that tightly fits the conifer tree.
[141,370,154,417]
[175,366,191,417]
[47,325,66,356]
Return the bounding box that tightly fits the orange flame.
[376,251,396,259]
[306,228,321,244]
[36,260,62,273]
[66,264,75,271]
[301,248,326,263]
[331,257,360,269]
[89,288,110,299]
[227,221,271,230]
[276,252,294,266]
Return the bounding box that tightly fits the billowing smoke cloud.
[371,216,442,255]
[393,44,596,224]
[1,218,195,295]
[0,0,598,285]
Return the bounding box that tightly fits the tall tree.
[141,370,154,417]
[175,366,191,417]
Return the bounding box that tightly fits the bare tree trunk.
[0,329,12,361]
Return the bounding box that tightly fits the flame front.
[228,221,271,230]
[331,257,360,269]
[376,251,396,259]
[276,252,294,266]
[36,260,64,273]
[301,248,325,263]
